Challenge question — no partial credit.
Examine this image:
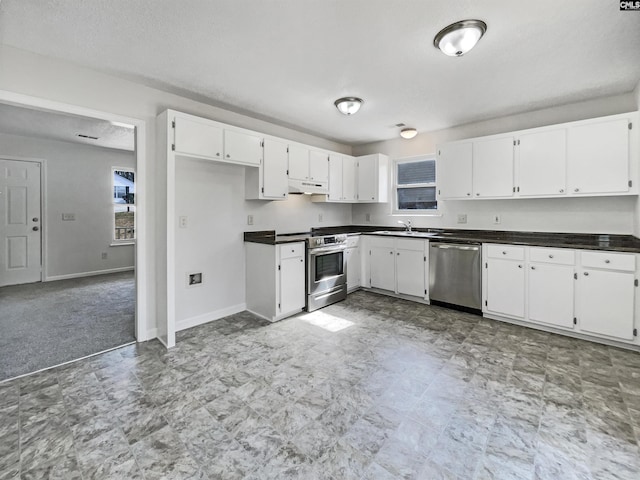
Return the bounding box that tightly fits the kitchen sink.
[373,230,440,237]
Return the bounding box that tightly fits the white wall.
[352,93,639,234]
[0,132,135,278]
[0,45,352,338]
[174,158,351,326]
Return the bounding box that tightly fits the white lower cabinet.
[345,236,361,292]
[365,236,427,300]
[486,257,525,319]
[483,244,638,345]
[528,263,575,329]
[245,242,305,322]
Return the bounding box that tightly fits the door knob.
[32,226,39,231]
[33,217,39,222]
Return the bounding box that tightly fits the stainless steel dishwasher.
[429,242,482,310]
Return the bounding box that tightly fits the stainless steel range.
[306,234,348,311]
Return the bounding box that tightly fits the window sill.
[110,241,136,247]
[390,212,443,217]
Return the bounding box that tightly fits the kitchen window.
[113,168,136,243]
[393,156,437,213]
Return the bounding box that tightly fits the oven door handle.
[309,246,347,255]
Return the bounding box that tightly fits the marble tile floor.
[1,290,640,479]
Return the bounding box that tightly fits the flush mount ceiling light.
[400,128,418,139]
[434,19,487,57]
[334,97,364,115]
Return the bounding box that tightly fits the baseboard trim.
[176,303,246,332]
[144,328,158,342]
[45,266,134,282]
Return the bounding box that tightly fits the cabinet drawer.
[279,243,305,260]
[487,244,525,261]
[529,247,575,265]
[346,235,360,248]
[580,251,635,272]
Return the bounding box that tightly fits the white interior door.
[0,159,42,287]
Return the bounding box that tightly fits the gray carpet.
[0,271,135,381]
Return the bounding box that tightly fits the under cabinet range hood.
[288,178,328,195]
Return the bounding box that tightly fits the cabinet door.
[328,155,343,201]
[342,156,357,202]
[279,255,306,315]
[346,247,360,291]
[370,246,395,291]
[357,156,377,202]
[262,139,289,199]
[576,269,635,341]
[437,142,472,199]
[518,129,567,197]
[486,259,525,318]
[309,150,329,183]
[223,130,262,166]
[473,137,514,197]
[174,116,223,160]
[528,263,574,329]
[567,119,630,194]
[396,249,425,297]
[288,144,309,180]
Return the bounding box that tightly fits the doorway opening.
[0,92,147,382]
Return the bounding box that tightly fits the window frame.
[112,166,136,245]
[392,155,439,215]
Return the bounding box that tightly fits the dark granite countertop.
[245,227,640,252]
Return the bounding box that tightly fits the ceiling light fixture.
[334,97,364,115]
[400,128,418,139]
[434,19,487,57]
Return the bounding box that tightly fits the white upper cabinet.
[517,129,567,197]
[328,155,357,202]
[328,154,343,201]
[173,116,223,160]
[567,118,630,195]
[223,130,262,166]
[437,142,472,199]
[262,139,289,199]
[472,136,514,198]
[288,144,310,181]
[357,154,389,203]
[309,150,329,183]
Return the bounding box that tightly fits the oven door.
[308,246,347,295]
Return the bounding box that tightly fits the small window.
[394,157,437,212]
[113,168,135,242]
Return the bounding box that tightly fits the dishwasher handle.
[430,243,480,251]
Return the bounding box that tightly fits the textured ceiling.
[0,103,135,151]
[0,0,639,145]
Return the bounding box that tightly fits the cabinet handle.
[390,251,393,255]
[226,154,230,158]
[548,254,554,258]
[559,189,564,193]
[518,265,522,268]
[574,188,580,192]
[584,272,589,276]
[32,226,39,231]
[476,193,480,196]
[531,266,535,270]
[467,193,471,196]
[502,251,507,255]
[216,152,220,157]
[300,259,303,262]
[605,259,610,264]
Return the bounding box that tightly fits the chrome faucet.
[398,220,412,232]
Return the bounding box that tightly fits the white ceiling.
[0,0,638,145]
[0,103,135,151]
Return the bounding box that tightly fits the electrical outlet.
[179,216,188,228]
[493,214,502,225]
[365,213,371,222]
[188,272,202,286]
[101,252,107,260]
[62,213,75,221]
[247,215,254,225]
[457,214,467,224]
[318,213,323,222]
